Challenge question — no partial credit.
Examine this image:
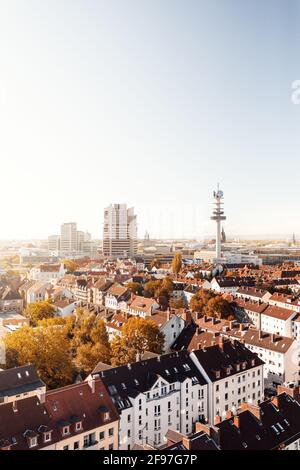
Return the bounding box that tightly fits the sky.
[0,0,299,240]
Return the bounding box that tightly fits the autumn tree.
[62,259,78,273]
[151,258,161,269]
[204,296,234,320]
[126,281,143,295]
[169,298,185,309]
[72,310,111,374]
[111,317,164,366]
[24,301,56,326]
[143,279,162,298]
[190,289,216,313]
[4,324,74,388]
[172,252,182,276]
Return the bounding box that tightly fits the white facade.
[116,375,208,450]
[190,351,264,424]
[29,264,66,284]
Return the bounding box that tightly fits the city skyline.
[0,0,299,240]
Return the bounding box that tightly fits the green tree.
[172,252,182,276]
[24,301,56,326]
[111,317,164,366]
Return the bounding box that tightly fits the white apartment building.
[235,287,272,303]
[103,204,137,259]
[260,305,297,337]
[96,351,208,450]
[29,263,66,284]
[104,284,130,312]
[190,338,264,424]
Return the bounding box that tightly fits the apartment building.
[94,351,209,450]
[190,339,264,424]
[0,370,119,451]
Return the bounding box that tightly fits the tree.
[143,279,162,298]
[169,298,185,309]
[24,301,55,326]
[151,258,161,269]
[190,289,216,313]
[71,311,111,374]
[111,317,164,366]
[4,324,74,389]
[126,281,143,295]
[172,252,182,276]
[62,259,78,273]
[204,296,234,320]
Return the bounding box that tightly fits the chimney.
[196,422,220,446]
[240,402,261,420]
[182,437,192,450]
[214,415,222,425]
[12,401,18,413]
[233,416,240,428]
[88,376,96,393]
[182,310,192,325]
[218,336,225,351]
[229,320,235,329]
[258,330,263,341]
[277,383,300,400]
[271,333,276,343]
[167,309,171,321]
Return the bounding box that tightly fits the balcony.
[83,440,99,450]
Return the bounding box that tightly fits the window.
[29,437,37,448]
[63,426,70,436]
[74,441,80,450]
[168,401,171,411]
[109,428,114,437]
[127,430,131,438]
[44,432,51,443]
[127,415,131,423]
[63,445,69,451]
[99,431,105,441]
[109,444,114,450]
[139,416,142,426]
[75,422,82,432]
[216,385,219,392]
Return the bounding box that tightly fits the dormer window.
[75,421,82,432]
[29,436,38,448]
[62,426,70,436]
[44,432,52,443]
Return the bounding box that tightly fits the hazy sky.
[0,0,299,240]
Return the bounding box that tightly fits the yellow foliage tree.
[4,324,74,389]
[172,252,182,276]
[111,317,164,366]
[24,301,56,326]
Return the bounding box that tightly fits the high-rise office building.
[103,204,137,259]
[48,235,60,253]
[60,222,78,254]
